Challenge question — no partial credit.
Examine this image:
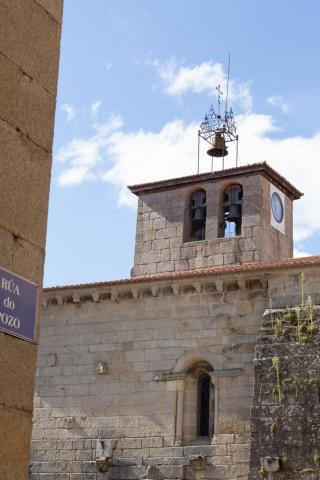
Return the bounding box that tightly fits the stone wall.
[30,269,268,479]
[0,1,63,478]
[132,174,293,277]
[250,268,320,479]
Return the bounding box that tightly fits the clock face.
[271,192,284,223]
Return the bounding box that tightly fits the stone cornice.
[43,256,320,296]
[41,274,269,308]
[128,162,303,200]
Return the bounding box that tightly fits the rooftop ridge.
[128,161,303,200]
[44,255,320,292]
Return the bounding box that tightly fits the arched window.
[219,184,243,238]
[180,362,215,442]
[186,189,206,242]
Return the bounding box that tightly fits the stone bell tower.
[129,162,302,277]
[129,89,302,277]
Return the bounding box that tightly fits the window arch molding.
[173,349,222,374]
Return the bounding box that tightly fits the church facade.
[30,163,320,480]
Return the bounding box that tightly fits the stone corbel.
[41,297,48,308]
[260,457,280,480]
[72,292,80,304]
[214,279,224,292]
[91,291,100,303]
[131,287,140,300]
[237,279,246,291]
[193,282,202,294]
[111,288,120,303]
[171,284,180,296]
[96,362,108,375]
[56,294,64,306]
[151,285,161,297]
[95,439,114,473]
[190,455,206,471]
[72,292,81,303]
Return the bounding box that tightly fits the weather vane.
[197,53,239,173]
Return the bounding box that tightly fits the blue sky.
[45,0,320,286]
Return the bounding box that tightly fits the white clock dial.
[271,192,284,223]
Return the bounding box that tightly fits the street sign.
[0,266,38,342]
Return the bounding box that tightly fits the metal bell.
[227,204,241,221]
[192,208,206,222]
[207,133,228,158]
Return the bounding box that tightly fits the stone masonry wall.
[0,1,63,478]
[30,270,268,480]
[132,174,293,277]
[250,267,320,480]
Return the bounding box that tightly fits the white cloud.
[55,57,320,247]
[102,120,198,206]
[62,103,77,122]
[90,101,102,119]
[56,108,320,249]
[267,95,289,114]
[294,248,312,258]
[56,114,123,187]
[156,58,252,111]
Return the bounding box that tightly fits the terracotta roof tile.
[44,255,320,292]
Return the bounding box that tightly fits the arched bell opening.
[184,189,207,242]
[218,183,243,238]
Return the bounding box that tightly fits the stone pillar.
[0,1,63,478]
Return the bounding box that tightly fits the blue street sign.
[0,266,38,342]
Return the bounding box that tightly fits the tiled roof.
[128,162,303,200]
[44,255,320,292]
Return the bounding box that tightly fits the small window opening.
[189,190,206,241]
[220,184,243,238]
[197,373,211,437]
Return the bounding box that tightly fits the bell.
[227,204,241,221]
[207,133,228,157]
[192,207,206,222]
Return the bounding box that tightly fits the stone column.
[0,1,63,478]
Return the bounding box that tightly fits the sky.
[45,0,320,287]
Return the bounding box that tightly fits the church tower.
[129,163,302,277]
[129,87,302,277]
